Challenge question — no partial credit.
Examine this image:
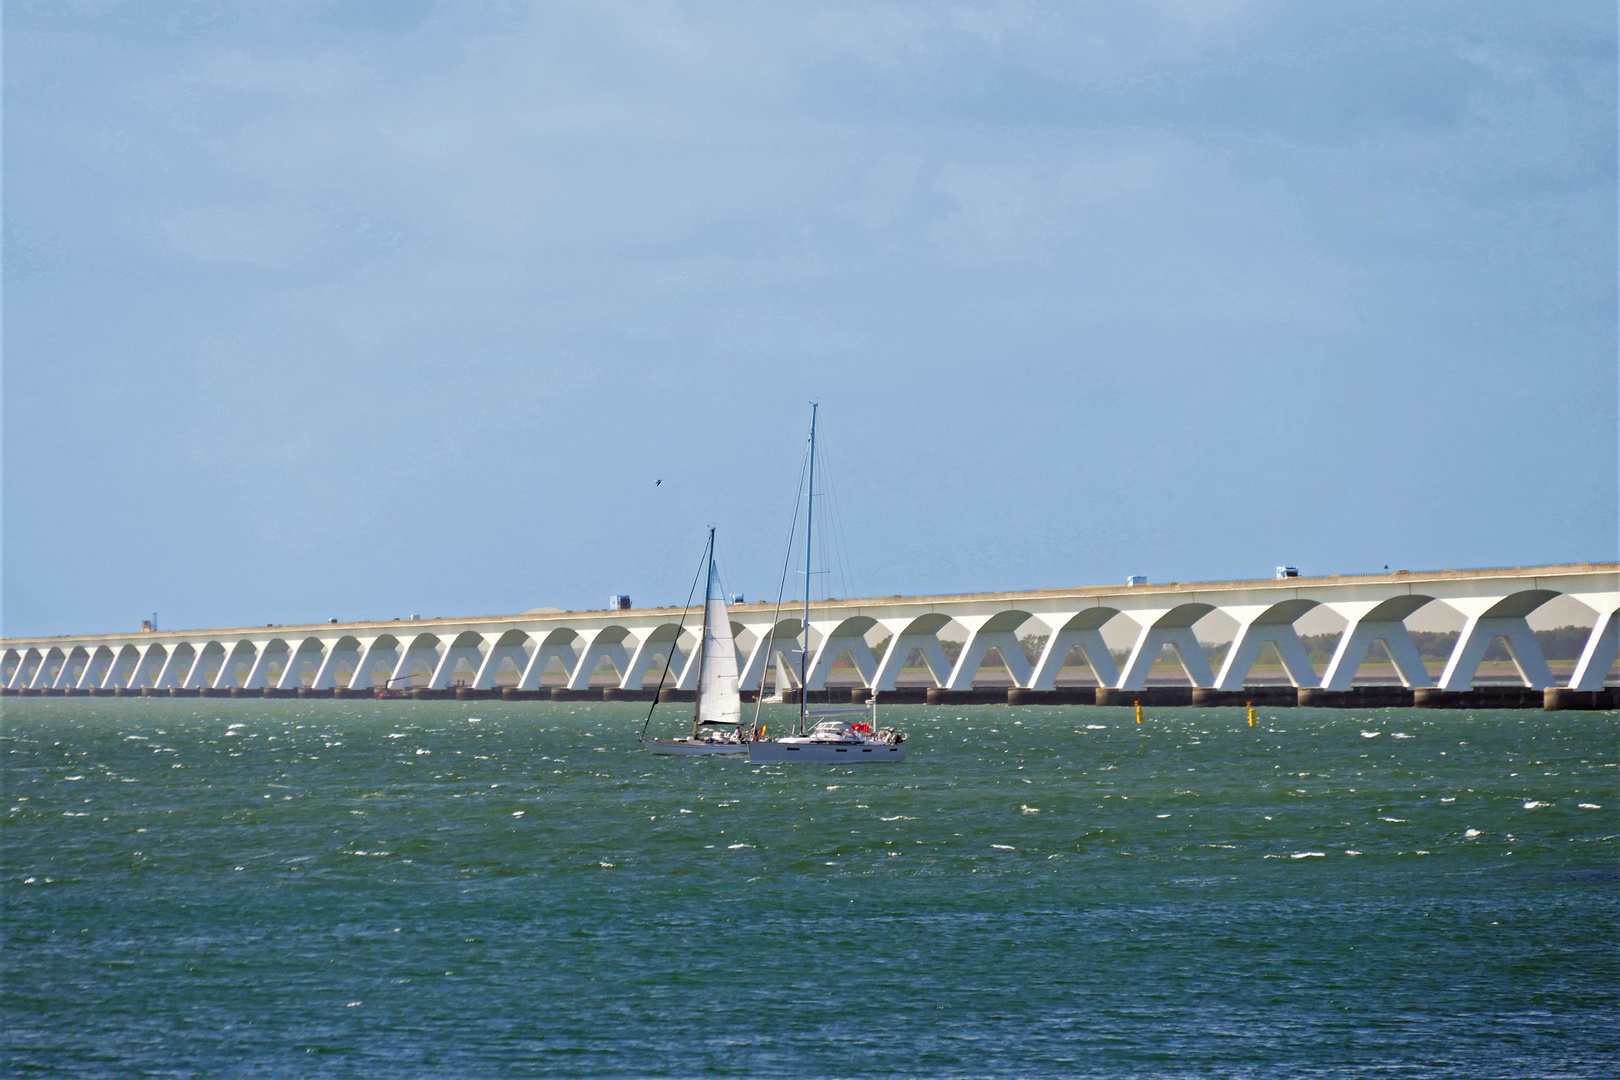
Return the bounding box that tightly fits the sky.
[4,0,1616,639]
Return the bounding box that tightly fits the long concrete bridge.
[3,563,1616,708]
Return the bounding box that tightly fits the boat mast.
[800,403,817,736]
[693,527,714,739]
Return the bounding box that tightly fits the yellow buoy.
[1135,700,1143,724]
[1247,702,1256,727]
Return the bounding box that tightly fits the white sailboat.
[644,529,748,756]
[749,404,907,765]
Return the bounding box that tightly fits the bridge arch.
[517,628,582,690]
[209,639,262,688]
[75,645,116,689]
[54,645,91,689]
[1118,603,1218,690]
[386,633,444,690]
[1215,598,1324,690]
[871,613,955,690]
[946,610,1038,690]
[1438,588,1562,690]
[738,618,807,692]
[805,615,881,691]
[9,646,41,689]
[305,635,366,690]
[1317,595,1437,690]
[343,634,404,691]
[428,630,492,689]
[273,637,329,690]
[568,625,638,690]
[1029,607,1123,689]
[103,643,144,688]
[151,642,198,689]
[178,641,222,688]
[467,629,535,690]
[28,646,67,689]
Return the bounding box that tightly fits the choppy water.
[3,699,1616,1078]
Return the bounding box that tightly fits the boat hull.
[747,740,906,764]
[645,738,748,756]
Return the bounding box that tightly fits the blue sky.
[4,1,1615,637]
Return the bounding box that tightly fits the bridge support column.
[152,646,193,689]
[738,630,803,693]
[1116,604,1216,691]
[211,642,258,688]
[1027,611,1119,690]
[128,645,167,689]
[343,638,397,690]
[472,639,531,689]
[430,635,488,689]
[946,629,1032,690]
[519,637,580,690]
[7,650,38,689]
[182,644,221,688]
[241,641,284,689]
[276,640,328,690]
[568,633,630,690]
[1216,623,1318,690]
[1320,620,1430,690]
[1214,604,1321,690]
[805,634,878,691]
[1316,596,1434,690]
[28,651,63,689]
[674,636,704,690]
[1440,617,1554,691]
[1119,626,1212,690]
[343,637,400,689]
[390,639,443,690]
[1561,589,1619,690]
[53,649,88,689]
[78,648,114,689]
[311,637,362,689]
[1435,590,1560,691]
[102,645,143,688]
[1569,610,1619,690]
[872,623,951,691]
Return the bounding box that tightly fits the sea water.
[3,699,1616,1078]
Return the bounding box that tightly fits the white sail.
[696,558,742,727]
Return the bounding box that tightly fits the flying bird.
[656,479,662,487]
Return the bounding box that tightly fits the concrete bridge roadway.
[3,563,1616,705]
